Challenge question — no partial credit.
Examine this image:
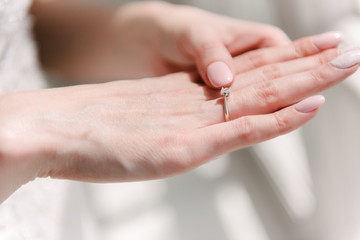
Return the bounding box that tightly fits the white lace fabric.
[0,0,45,94]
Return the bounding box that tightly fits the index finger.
[233,31,343,74]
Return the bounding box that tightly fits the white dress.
[0,1,70,239]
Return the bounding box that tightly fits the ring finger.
[207,48,360,123]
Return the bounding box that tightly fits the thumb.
[192,36,234,88]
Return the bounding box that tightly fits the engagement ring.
[220,87,230,121]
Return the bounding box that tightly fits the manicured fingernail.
[331,49,360,69]
[207,61,233,88]
[295,95,325,113]
[339,44,360,54]
[313,31,343,50]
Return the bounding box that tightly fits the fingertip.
[330,49,360,69]
[206,61,233,88]
[295,95,325,113]
[312,31,343,50]
[192,38,234,88]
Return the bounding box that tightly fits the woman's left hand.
[1,34,358,203]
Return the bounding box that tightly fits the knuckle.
[314,55,327,66]
[273,111,290,134]
[260,64,282,80]
[254,81,279,107]
[316,49,338,65]
[247,50,267,68]
[235,116,256,142]
[292,43,307,58]
[316,53,329,65]
[157,134,194,173]
[199,40,220,52]
[309,68,328,86]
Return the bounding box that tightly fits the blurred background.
[40,0,360,239]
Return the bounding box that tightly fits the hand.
[31,1,291,85]
[0,35,358,202]
[110,1,292,87]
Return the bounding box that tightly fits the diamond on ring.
[220,87,230,121]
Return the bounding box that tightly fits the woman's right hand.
[0,35,359,203]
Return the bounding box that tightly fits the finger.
[226,24,291,56]
[228,49,360,119]
[194,25,291,88]
[232,31,343,74]
[184,27,234,88]
[197,40,235,89]
[192,96,324,161]
[232,48,339,89]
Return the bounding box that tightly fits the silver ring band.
[220,87,230,121]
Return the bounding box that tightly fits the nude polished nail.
[207,61,233,88]
[339,45,360,54]
[313,31,343,50]
[331,49,360,69]
[295,95,325,113]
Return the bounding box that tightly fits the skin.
[0,35,358,203]
[30,0,290,85]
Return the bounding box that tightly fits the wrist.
[0,92,56,185]
[0,93,43,202]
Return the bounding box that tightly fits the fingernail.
[339,44,360,54]
[331,49,360,69]
[295,95,325,113]
[313,31,343,50]
[207,61,233,88]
